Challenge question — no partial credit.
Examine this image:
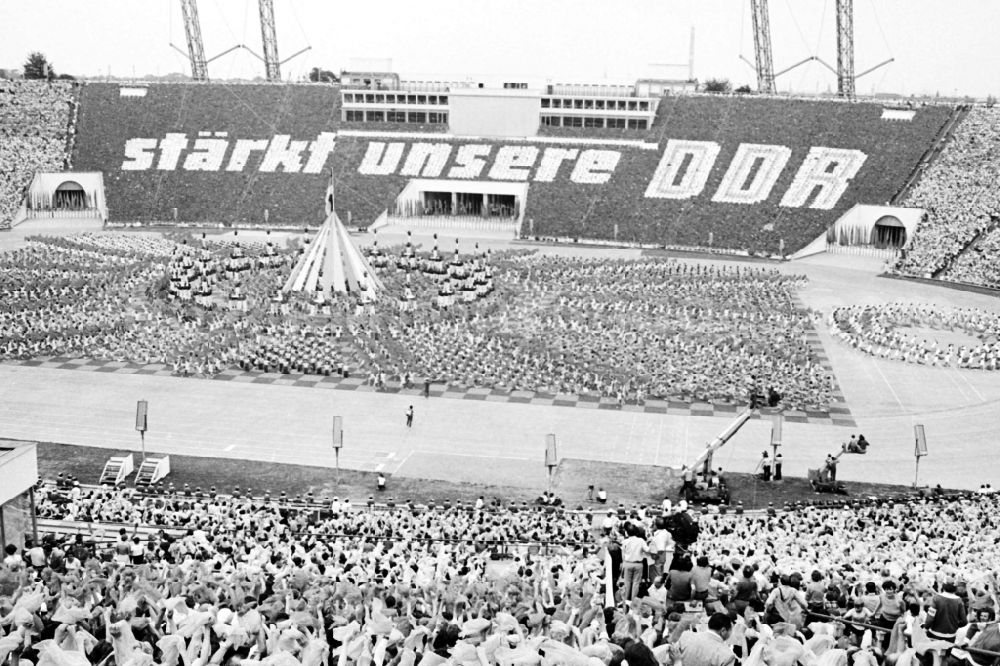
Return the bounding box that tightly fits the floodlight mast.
[836,0,856,98]
[258,0,281,81]
[171,0,243,81]
[179,0,208,81]
[750,0,776,94]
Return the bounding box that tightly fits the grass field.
[37,441,928,510]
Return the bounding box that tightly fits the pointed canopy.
[282,212,382,302]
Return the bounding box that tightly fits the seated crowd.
[895,107,1000,285]
[830,304,1000,370]
[2,482,997,666]
[0,81,75,227]
[939,228,1000,289]
[0,235,836,412]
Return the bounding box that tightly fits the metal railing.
[808,611,1000,661]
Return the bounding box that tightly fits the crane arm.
[687,408,754,475]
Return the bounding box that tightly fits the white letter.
[644,140,720,199]
[156,133,189,171]
[533,148,579,182]
[570,149,620,184]
[358,142,405,175]
[712,144,792,204]
[780,147,867,209]
[489,146,539,181]
[182,137,229,171]
[302,132,337,173]
[259,135,309,173]
[121,138,157,171]
[400,143,452,177]
[448,145,492,179]
[226,139,269,171]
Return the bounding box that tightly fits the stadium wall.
[72,84,952,252]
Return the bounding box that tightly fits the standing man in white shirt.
[621,523,651,602]
[650,516,675,581]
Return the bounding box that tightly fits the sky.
[1,0,998,98]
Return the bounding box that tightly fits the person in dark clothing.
[925,582,967,640]
[405,406,414,427]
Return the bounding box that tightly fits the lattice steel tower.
[836,0,856,97]
[258,0,282,81]
[179,0,209,81]
[750,0,776,94]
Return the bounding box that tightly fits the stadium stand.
[69,83,952,254]
[4,479,997,666]
[335,97,951,254]
[941,227,1000,288]
[893,107,1000,282]
[0,80,76,228]
[72,83,344,227]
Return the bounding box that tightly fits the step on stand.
[99,454,135,486]
[135,455,171,487]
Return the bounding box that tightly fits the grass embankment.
[36,442,926,511]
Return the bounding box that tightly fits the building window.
[408,111,427,123]
[596,99,606,110]
[439,96,448,105]
[607,118,625,129]
[366,110,385,122]
[584,99,594,109]
[345,110,363,121]
[627,101,637,111]
[573,99,583,109]
[417,95,427,104]
[386,110,405,122]
[429,112,446,124]
[639,101,649,111]
[541,98,550,108]
[343,93,354,104]
[563,116,582,128]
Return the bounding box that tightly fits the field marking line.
[871,360,905,412]
[654,415,663,467]
[390,450,414,474]
[952,369,985,403]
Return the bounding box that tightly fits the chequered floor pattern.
[11,340,856,429]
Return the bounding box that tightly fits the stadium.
[1,1,999,666]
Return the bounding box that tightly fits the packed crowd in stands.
[0,81,75,227]
[938,228,1000,289]
[830,304,1000,370]
[1,480,997,666]
[0,233,836,411]
[895,107,1000,285]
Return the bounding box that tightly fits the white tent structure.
[282,211,383,302]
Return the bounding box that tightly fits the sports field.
[2,221,998,493]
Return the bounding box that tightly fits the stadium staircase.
[134,455,171,487]
[892,105,970,205]
[98,454,135,486]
